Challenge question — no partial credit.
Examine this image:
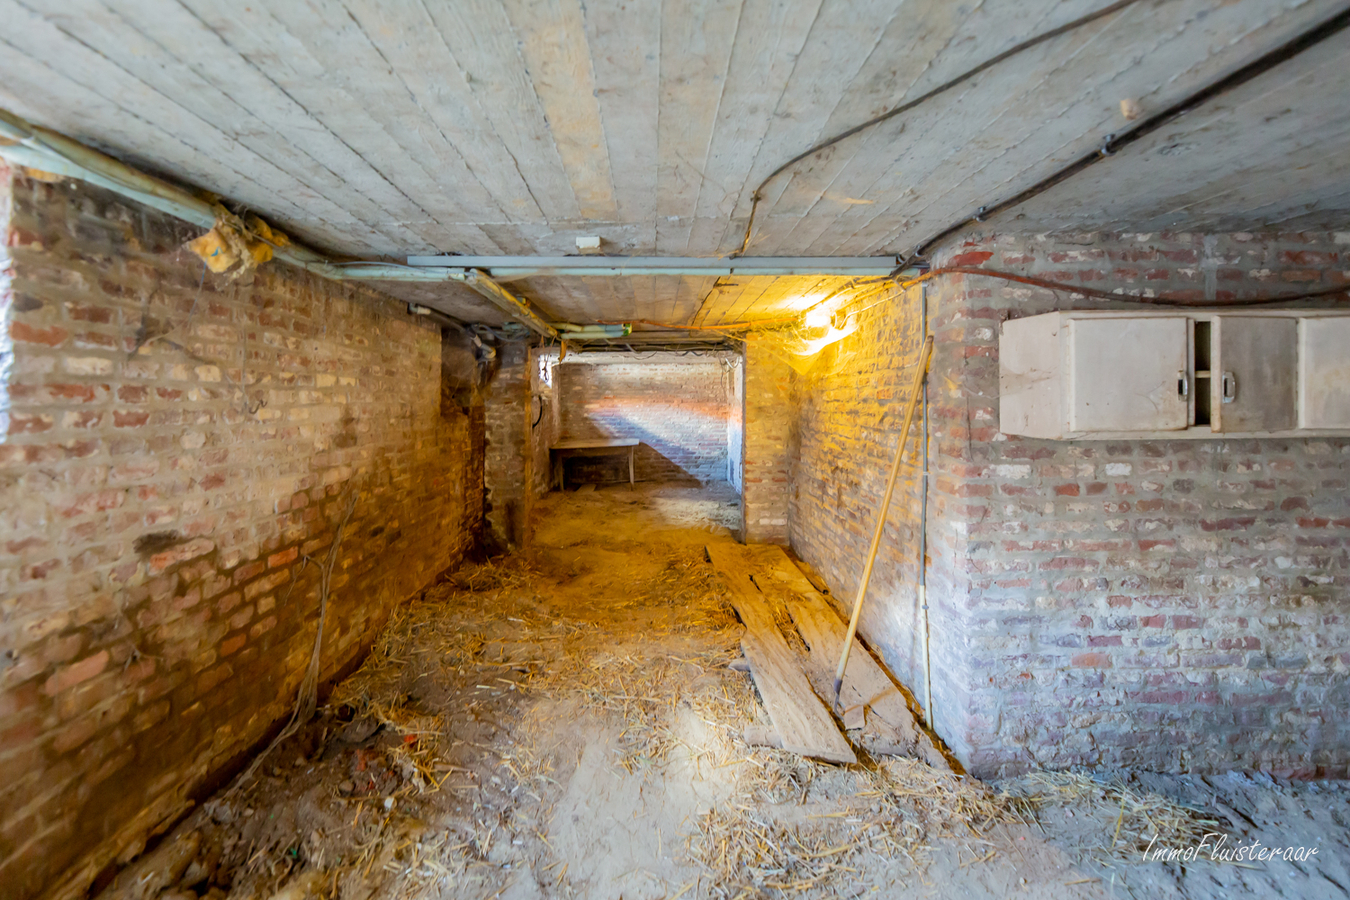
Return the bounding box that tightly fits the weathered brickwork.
[555,354,734,485]
[790,231,1350,779]
[528,347,560,499]
[743,338,792,544]
[786,283,932,696]
[484,341,532,550]
[0,169,482,900]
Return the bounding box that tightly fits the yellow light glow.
[795,320,857,358]
[802,305,832,330]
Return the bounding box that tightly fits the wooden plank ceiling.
[1,0,1346,327]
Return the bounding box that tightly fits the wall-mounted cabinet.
[1301,317,1350,429]
[999,311,1350,439]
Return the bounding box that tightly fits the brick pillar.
[741,337,790,544]
[484,341,532,550]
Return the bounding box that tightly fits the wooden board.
[742,546,905,730]
[4,1,1346,323]
[705,543,855,765]
[739,544,950,770]
[503,0,618,221]
[552,438,639,449]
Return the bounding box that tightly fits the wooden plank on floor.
[705,543,855,765]
[741,544,950,770]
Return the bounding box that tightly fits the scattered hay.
[516,636,755,773]
[330,546,751,777]
[739,751,825,806]
[445,558,536,593]
[862,758,1033,839]
[691,805,867,897]
[328,558,541,734]
[691,756,1033,897]
[317,811,486,900]
[1004,771,1226,862]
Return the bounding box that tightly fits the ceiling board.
[1,0,1346,325]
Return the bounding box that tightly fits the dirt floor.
[104,484,1350,900]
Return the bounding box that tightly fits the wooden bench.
[550,438,638,490]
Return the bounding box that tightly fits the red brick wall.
[555,354,734,485]
[528,347,560,499]
[484,341,532,549]
[789,231,1350,778]
[0,169,482,900]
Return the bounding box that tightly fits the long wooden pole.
[832,334,934,707]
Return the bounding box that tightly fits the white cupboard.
[1068,317,1189,433]
[1300,317,1350,429]
[999,311,1350,439]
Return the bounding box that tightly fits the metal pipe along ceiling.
[0,108,560,339]
[404,256,903,277]
[0,104,891,336]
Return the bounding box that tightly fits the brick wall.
[555,353,733,485]
[0,168,482,900]
[786,283,931,694]
[528,347,560,498]
[484,341,532,550]
[789,231,1350,778]
[743,338,791,544]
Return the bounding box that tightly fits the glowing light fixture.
[802,305,832,331]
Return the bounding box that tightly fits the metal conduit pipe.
[484,265,895,277]
[406,255,903,277]
[904,3,1350,266]
[0,108,559,339]
[918,282,934,728]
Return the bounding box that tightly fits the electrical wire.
[334,260,428,269]
[666,265,1350,337]
[694,3,1350,335]
[733,0,1145,257]
[904,3,1350,265]
[791,279,904,332]
[896,266,1350,307]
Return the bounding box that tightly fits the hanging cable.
[733,0,1146,257]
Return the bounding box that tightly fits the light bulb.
[802,306,831,330]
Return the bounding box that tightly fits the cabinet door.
[1300,317,1350,428]
[1068,317,1188,432]
[1212,317,1296,433]
[999,314,1064,438]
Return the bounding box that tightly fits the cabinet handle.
[1178,371,1189,398]
[1221,371,1237,404]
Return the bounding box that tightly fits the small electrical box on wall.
[998,310,1350,439]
